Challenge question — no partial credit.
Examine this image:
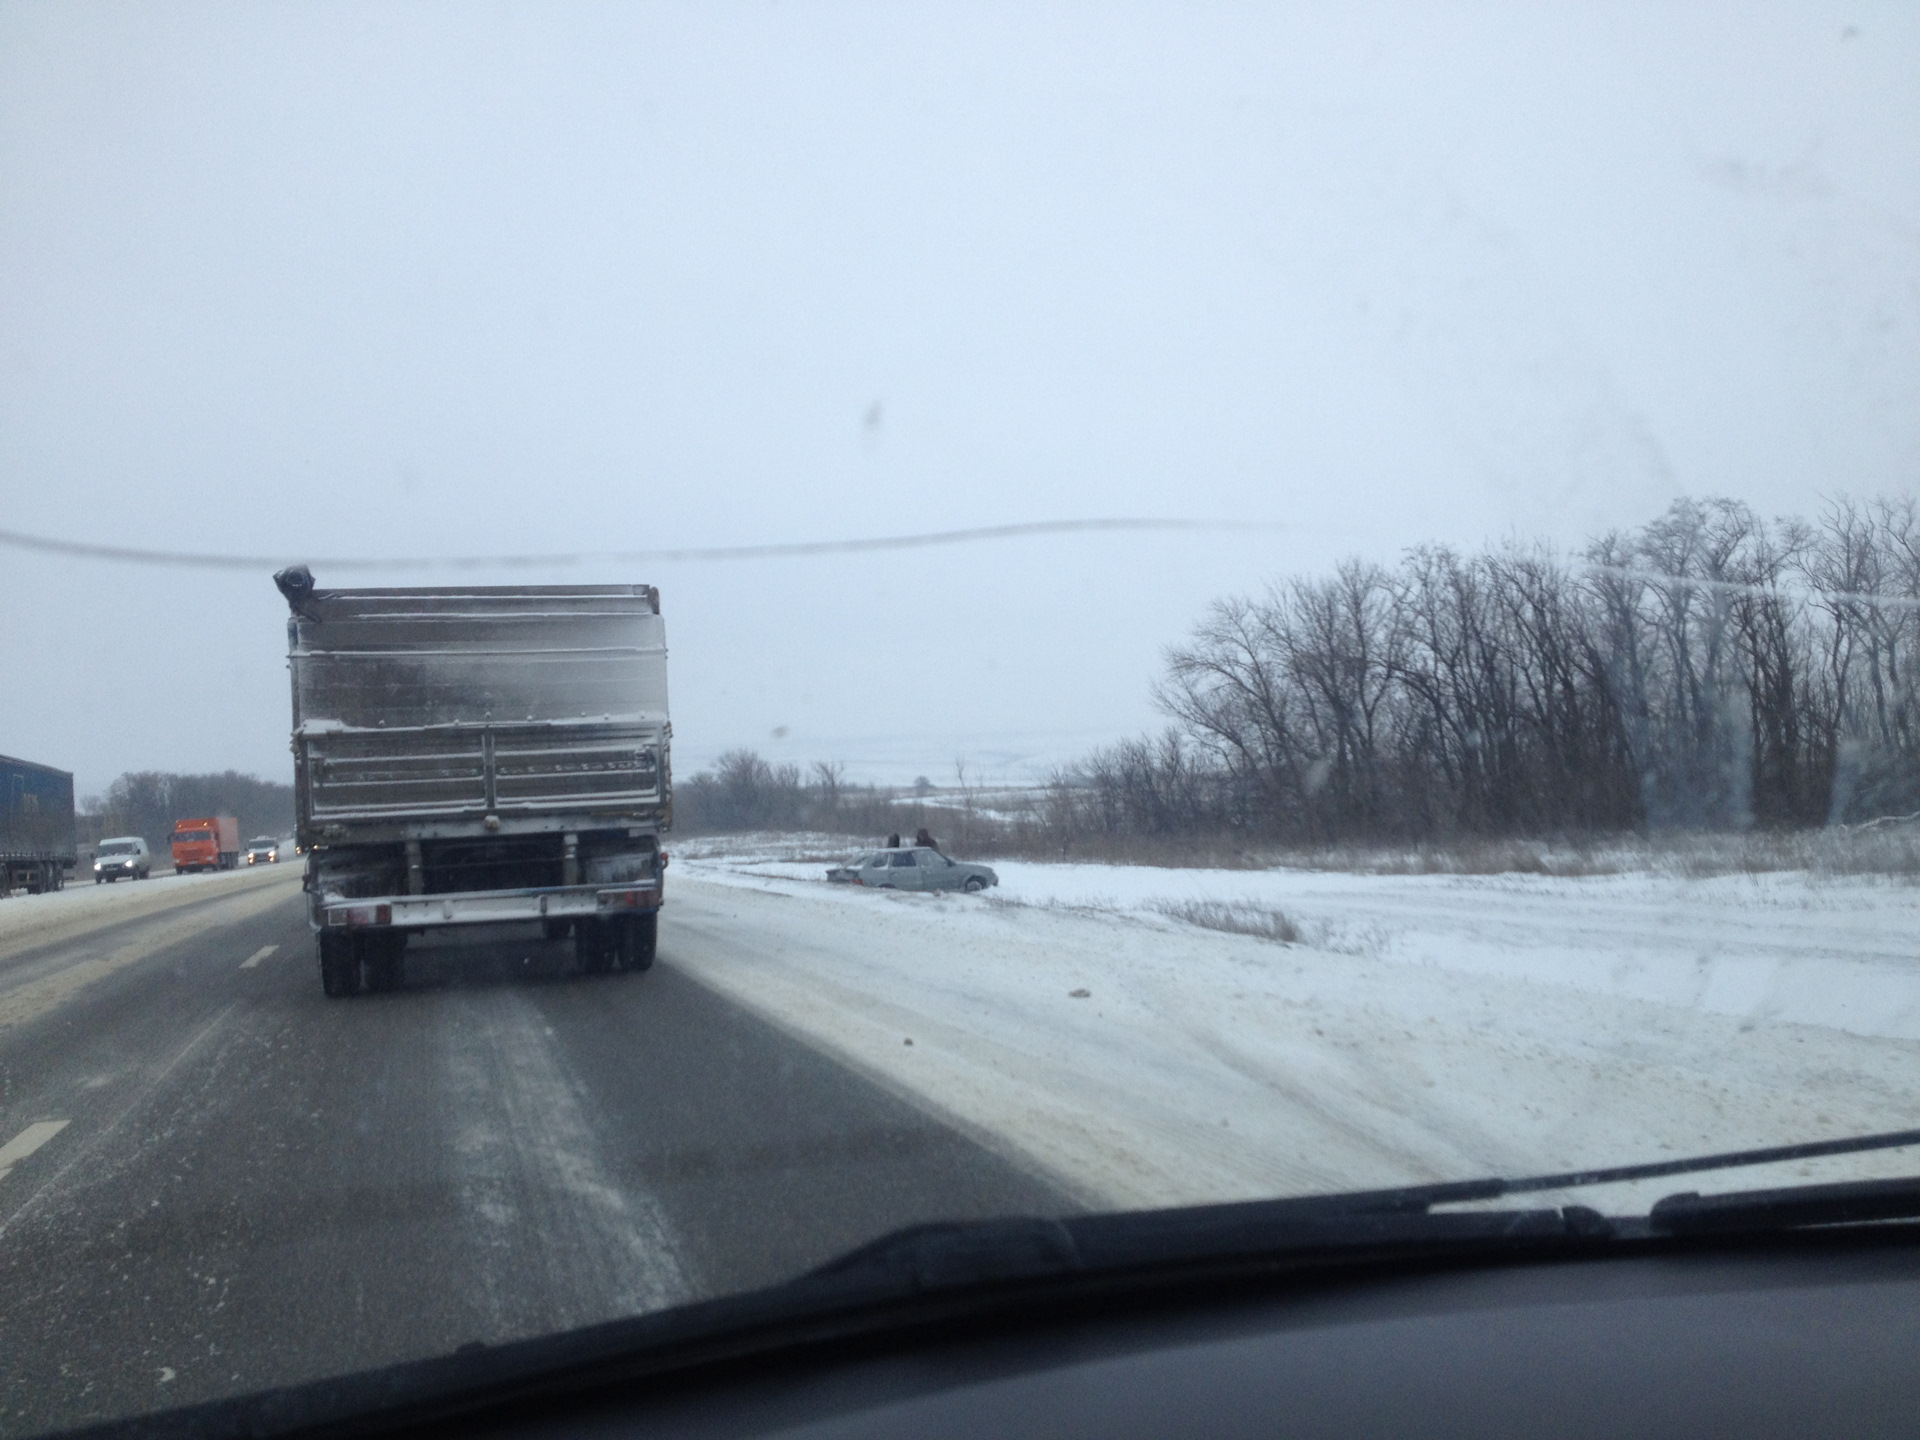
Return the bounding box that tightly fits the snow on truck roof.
[286,584,670,731]
[296,585,661,619]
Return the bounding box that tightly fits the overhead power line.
[8,521,1919,613]
[0,518,1272,572]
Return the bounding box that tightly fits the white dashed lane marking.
[240,945,279,969]
[0,1120,69,1182]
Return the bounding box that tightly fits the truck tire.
[542,918,572,941]
[575,919,614,974]
[319,934,360,997]
[616,911,657,972]
[361,932,406,993]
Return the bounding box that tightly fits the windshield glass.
[0,5,1913,1434]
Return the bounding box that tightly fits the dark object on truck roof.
[273,564,320,619]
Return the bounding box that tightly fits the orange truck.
[170,815,240,873]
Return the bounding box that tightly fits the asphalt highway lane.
[0,880,1066,1434]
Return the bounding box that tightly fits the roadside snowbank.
[668,848,1920,1212]
[690,849,1920,1044]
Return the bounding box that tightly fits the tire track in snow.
[438,987,693,1338]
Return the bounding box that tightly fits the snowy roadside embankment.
[667,843,1920,1214]
[0,863,303,962]
[690,845,1920,1044]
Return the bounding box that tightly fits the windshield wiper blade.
[87,1134,1920,1440]
[1264,1124,1920,1218]
[1651,1173,1920,1235]
[810,1127,1920,1296]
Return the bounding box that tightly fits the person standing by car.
[915,827,938,850]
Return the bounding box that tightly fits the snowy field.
[670,837,1920,1214]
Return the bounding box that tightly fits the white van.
[93,836,151,882]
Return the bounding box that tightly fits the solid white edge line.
[240,945,279,969]
[0,1120,70,1181]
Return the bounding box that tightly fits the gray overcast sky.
[2,1,1915,798]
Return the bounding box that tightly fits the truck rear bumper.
[313,880,661,932]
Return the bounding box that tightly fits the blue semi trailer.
[0,753,76,895]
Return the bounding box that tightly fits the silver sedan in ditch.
[829,847,998,893]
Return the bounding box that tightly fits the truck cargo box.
[289,585,670,845]
[0,753,77,894]
[282,580,672,997]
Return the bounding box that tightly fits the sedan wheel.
[963,875,987,892]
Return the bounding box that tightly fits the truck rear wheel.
[575,919,615,974]
[319,934,360,997]
[361,932,406,993]
[617,911,657,972]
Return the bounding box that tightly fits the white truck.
[279,575,671,997]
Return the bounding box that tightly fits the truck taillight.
[326,903,392,927]
[597,888,649,909]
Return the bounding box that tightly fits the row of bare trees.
[673,497,1920,850]
[674,750,944,838]
[82,771,296,852]
[1058,496,1920,843]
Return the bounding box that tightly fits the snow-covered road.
[0,861,299,961]
[672,849,1920,1214]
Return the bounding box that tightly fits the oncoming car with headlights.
[92,836,150,883]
